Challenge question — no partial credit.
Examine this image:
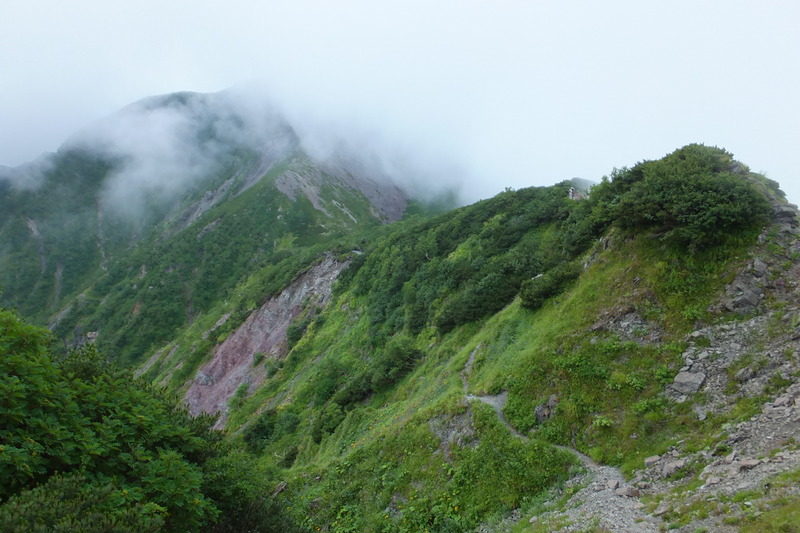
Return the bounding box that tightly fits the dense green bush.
[596,145,771,251]
[519,261,582,310]
[0,309,294,532]
[370,334,422,390]
[330,372,372,407]
[202,450,301,533]
[339,182,589,336]
[311,403,346,443]
[0,473,165,533]
[242,410,277,453]
[286,311,314,350]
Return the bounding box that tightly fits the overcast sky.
[1,0,798,203]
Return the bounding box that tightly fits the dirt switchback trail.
[462,357,662,531]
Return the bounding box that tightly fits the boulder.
[662,459,686,477]
[672,371,706,394]
[735,367,756,383]
[733,289,761,309]
[739,459,761,470]
[752,258,768,277]
[534,394,559,423]
[615,486,640,497]
[773,395,792,407]
[644,455,660,468]
[773,204,799,224]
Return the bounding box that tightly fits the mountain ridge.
[3,91,800,531]
[0,90,411,363]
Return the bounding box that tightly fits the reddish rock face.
[184,255,348,424]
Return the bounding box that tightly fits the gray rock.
[734,289,761,309]
[607,479,620,490]
[194,372,216,386]
[735,367,756,383]
[615,486,640,497]
[534,404,549,424]
[774,395,792,407]
[534,394,559,423]
[752,258,768,277]
[739,459,761,470]
[662,459,686,477]
[693,405,708,421]
[773,204,799,223]
[672,371,706,394]
[644,455,660,468]
[547,394,559,409]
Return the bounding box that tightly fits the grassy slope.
[7,142,786,529]
[200,146,782,531]
[233,234,756,531]
[1,143,394,368]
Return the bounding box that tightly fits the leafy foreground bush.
[0,309,296,532]
[0,473,164,533]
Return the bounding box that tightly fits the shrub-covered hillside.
[4,143,798,532]
[0,90,408,366]
[152,144,784,531]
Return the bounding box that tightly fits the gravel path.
[465,390,661,532]
[461,354,662,533]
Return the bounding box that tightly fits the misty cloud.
[64,90,296,219]
[0,156,54,191]
[288,112,467,203]
[44,85,469,220]
[2,2,798,204]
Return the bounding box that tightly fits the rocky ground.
[476,201,800,532]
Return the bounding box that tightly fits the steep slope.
[5,120,799,532]
[142,144,796,531]
[185,254,349,427]
[0,90,408,365]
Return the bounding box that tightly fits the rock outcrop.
[184,255,349,424]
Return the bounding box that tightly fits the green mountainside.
[3,93,800,532]
[0,91,408,365]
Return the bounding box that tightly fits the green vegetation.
[0,309,295,532]
[1,141,787,531]
[595,145,770,251]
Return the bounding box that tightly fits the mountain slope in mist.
[6,87,800,533]
[132,143,800,532]
[0,90,410,362]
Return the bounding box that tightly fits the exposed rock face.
[275,157,408,224]
[671,371,706,395]
[534,394,559,423]
[429,410,477,461]
[661,459,686,477]
[772,203,800,234]
[184,254,349,422]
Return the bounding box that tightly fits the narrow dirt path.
[461,356,661,531]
